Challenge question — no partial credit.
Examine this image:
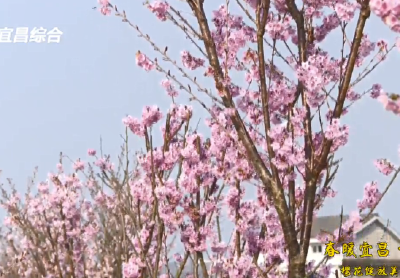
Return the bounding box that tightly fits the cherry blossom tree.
[1,0,400,277]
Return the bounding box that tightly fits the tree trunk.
[288,256,306,278]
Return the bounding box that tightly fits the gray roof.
[310,213,379,238]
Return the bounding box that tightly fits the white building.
[164,214,400,277]
[305,214,400,278]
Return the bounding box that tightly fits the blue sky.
[0,0,399,234]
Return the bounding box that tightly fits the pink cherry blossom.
[161,79,178,97]
[73,159,85,171]
[357,182,382,211]
[98,0,111,15]
[135,51,155,71]
[181,51,205,70]
[374,158,396,175]
[87,148,97,156]
[147,1,169,22]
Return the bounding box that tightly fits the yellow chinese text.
[377,266,388,276]
[341,266,351,277]
[354,266,363,276]
[342,242,357,258]
[390,266,398,276]
[377,242,390,257]
[360,241,373,258]
[325,241,339,257]
[365,266,374,276]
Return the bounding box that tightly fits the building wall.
[350,219,400,259]
[259,219,400,278]
[308,238,343,278]
[273,238,344,278]
[342,219,400,278]
[272,219,400,278]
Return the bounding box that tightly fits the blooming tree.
[1,0,400,277]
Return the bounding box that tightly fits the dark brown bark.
[186,0,371,277]
[186,0,300,270]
